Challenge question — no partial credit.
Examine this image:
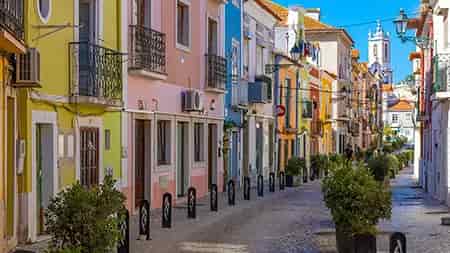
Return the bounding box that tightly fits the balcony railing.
[248,75,272,103]
[69,42,123,104]
[232,81,248,107]
[206,54,227,91]
[350,122,360,137]
[0,0,24,40]
[129,25,166,75]
[433,53,450,93]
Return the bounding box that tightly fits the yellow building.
[1,0,124,247]
[0,1,27,251]
[320,70,335,155]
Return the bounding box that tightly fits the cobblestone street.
[128,167,450,253]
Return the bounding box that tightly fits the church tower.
[368,20,393,84]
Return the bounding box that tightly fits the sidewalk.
[314,166,450,253]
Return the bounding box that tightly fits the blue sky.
[273,0,419,83]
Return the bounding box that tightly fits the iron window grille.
[206,54,227,90]
[0,0,24,41]
[69,42,123,101]
[129,25,166,74]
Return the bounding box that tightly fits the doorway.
[135,120,151,207]
[231,131,240,185]
[80,127,99,188]
[6,98,15,238]
[208,124,218,190]
[177,122,189,197]
[36,123,54,235]
[255,122,263,175]
[79,0,98,96]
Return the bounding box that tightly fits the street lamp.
[265,43,302,75]
[393,8,431,49]
[290,43,301,62]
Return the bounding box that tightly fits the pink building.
[125,0,226,211]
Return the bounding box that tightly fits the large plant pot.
[285,175,294,187]
[293,176,302,186]
[335,229,376,253]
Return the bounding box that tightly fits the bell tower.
[368,20,393,84]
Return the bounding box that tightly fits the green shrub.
[368,155,389,181]
[322,163,392,235]
[45,175,126,253]
[285,157,305,176]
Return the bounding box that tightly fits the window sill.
[176,43,191,53]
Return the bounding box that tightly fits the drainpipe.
[295,68,300,157]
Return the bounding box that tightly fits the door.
[177,122,189,197]
[136,0,151,28]
[80,127,99,188]
[6,98,15,237]
[208,124,218,190]
[79,0,97,96]
[36,124,54,235]
[231,131,240,185]
[255,123,263,175]
[135,120,151,207]
[208,18,218,55]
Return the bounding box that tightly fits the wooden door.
[80,127,99,187]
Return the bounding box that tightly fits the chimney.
[306,8,321,21]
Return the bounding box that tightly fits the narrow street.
[129,167,450,253]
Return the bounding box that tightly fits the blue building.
[224,0,245,186]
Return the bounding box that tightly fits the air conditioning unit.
[182,90,202,112]
[14,48,41,88]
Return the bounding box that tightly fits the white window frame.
[391,113,399,124]
[37,0,52,24]
[176,0,191,52]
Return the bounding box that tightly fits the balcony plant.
[285,157,305,187]
[45,175,126,253]
[322,163,392,253]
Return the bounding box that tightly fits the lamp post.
[393,8,431,49]
[265,43,302,75]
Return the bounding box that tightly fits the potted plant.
[322,163,392,253]
[285,157,305,187]
[367,154,391,182]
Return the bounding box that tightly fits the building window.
[285,78,291,128]
[177,0,190,48]
[157,120,171,165]
[373,44,378,57]
[208,18,218,55]
[231,39,240,82]
[256,45,264,75]
[392,113,399,124]
[194,123,204,162]
[243,38,249,78]
[384,43,388,60]
[38,0,51,23]
[136,0,151,28]
[104,129,111,150]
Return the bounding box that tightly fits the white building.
[386,100,415,144]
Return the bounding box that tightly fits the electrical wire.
[337,10,419,28]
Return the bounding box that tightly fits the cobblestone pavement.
[16,166,450,253]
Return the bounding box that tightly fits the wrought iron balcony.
[232,81,248,108]
[433,53,450,95]
[206,54,227,91]
[129,25,166,77]
[69,42,123,106]
[248,75,272,103]
[0,0,24,41]
[350,122,360,137]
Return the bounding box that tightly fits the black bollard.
[138,200,150,240]
[279,172,285,190]
[269,172,275,192]
[390,232,406,253]
[117,209,130,253]
[227,179,235,205]
[187,187,196,219]
[243,176,250,200]
[210,184,218,211]
[162,193,172,228]
[257,175,264,197]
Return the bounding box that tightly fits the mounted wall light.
[394,8,431,49]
